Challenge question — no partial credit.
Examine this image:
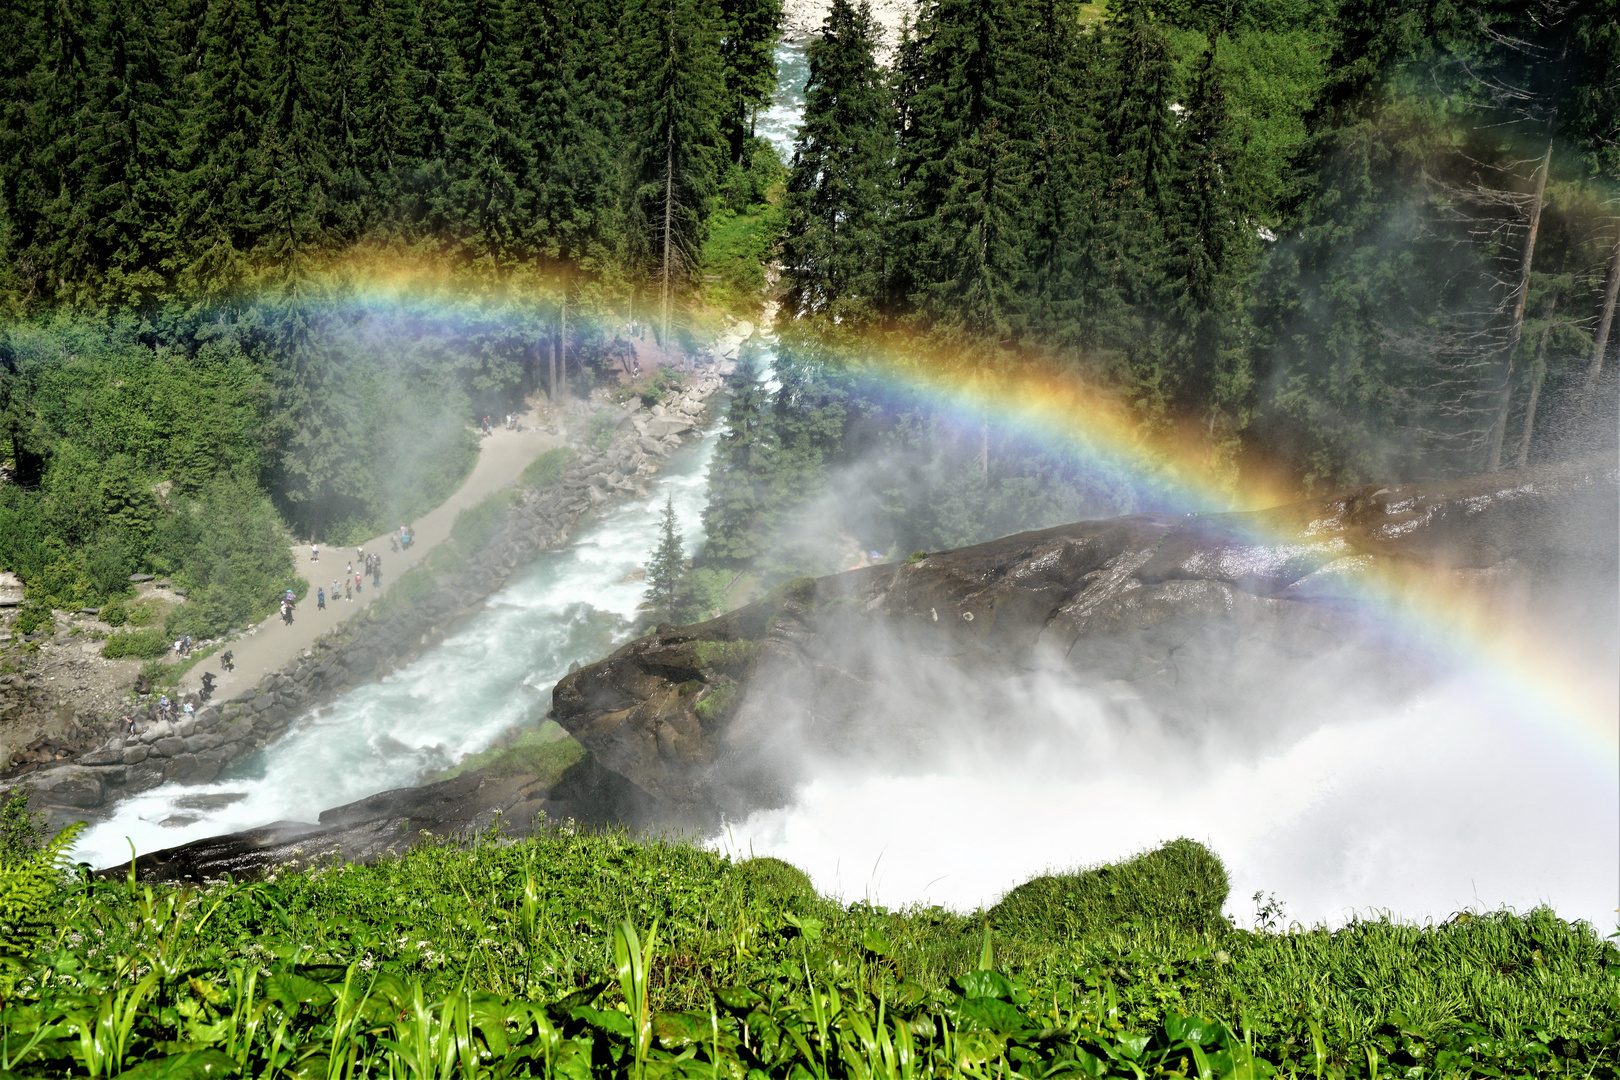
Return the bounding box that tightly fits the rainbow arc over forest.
[281,262,1620,768]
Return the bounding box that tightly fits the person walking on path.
[355,570,363,596]
[372,555,382,589]
[183,701,195,722]
[345,578,353,602]
[333,579,342,603]
[311,541,319,562]
[317,587,326,610]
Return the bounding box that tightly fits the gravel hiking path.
[181,403,563,699]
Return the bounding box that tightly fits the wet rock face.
[551,458,1618,816]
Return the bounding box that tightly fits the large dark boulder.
[551,458,1617,815]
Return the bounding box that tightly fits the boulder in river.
[549,457,1618,815]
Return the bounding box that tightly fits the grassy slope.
[2,833,1614,1077]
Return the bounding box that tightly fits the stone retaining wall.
[4,370,726,824]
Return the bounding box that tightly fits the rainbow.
[238,256,1620,768]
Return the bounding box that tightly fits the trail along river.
[74,421,724,868]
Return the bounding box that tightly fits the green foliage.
[0,834,1611,1077]
[12,602,52,638]
[0,790,48,864]
[520,448,578,490]
[643,496,686,623]
[99,599,128,627]
[122,598,163,627]
[990,838,1231,938]
[639,369,686,408]
[451,491,515,559]
[0,820,82,966]
[691,639,759,673]
[371,565,439,620]
[694,676,738,721]
[101,628,172,660]
[672,566,737,623]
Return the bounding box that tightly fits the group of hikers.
[481,413,523,436]
[314,549,384,610]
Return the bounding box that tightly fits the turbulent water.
[74,425,722,868]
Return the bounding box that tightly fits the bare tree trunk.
[1514,293,1556,467]
[1487,139,1553,471]
[661,129,675,346]
[1581,233,1620,396]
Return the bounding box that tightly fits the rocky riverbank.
[2,363,733,831]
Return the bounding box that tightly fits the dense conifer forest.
[0,0,1616,618]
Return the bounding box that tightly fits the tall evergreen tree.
[625,0,726,342]
[780,0,891,326]
[643,493,684,622]
[716,0,782,164]
[700,343,775,565]
[74,0,177,305]
[254,0,328,281]
[442,0,526,257]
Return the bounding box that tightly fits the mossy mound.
[989,838,1230,938]
[434,723,585,783]
[733,856,818,910]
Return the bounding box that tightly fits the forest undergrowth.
[0,809,1612,1079]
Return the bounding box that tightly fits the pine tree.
[1019,0,1086,339]
[1163,33,1248,414]
[643,493,684,622]
[1098,0,1176,311]
[781,0,892,326]
[717,0,782,164]
[79,0,178,306]
[700,343,775,565]
[625,0,726,342]
[893,0,1031,332]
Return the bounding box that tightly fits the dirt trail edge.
[195,407,560,701]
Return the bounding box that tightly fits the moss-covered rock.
[989,839,1231,938]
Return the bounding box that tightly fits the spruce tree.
[625,0,726,342]
[893,0,1031,331]
[717,0,782,164]
[643,493,684,622]
[60,0,178,304]
[254,0,328,281]
[781,0,892,327]
[700,343,775,565]
[1165,35,1248,414]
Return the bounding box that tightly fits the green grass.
[0,829,1612,1078]
[451,490,515,557]
[521,447,578,490]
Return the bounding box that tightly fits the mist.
[695,406,1620,931]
